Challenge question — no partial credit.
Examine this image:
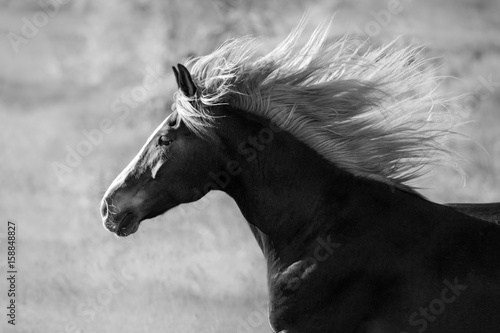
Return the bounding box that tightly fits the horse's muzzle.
[100,198,141,237]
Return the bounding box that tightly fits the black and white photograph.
[1,0,500,332]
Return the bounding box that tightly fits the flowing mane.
[172,21,459,188]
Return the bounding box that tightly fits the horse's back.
[447,202,500,224]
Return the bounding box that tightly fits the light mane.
[172,21,461,187]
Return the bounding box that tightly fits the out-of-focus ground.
[0,0,498,332]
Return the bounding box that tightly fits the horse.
[100,22,500,333]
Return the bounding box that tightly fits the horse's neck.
[218,111,442,277]
[221,119,393,268]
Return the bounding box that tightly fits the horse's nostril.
[100,198,109,219]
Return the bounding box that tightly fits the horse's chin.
[116,216,141,237]
[103,203,174,237]
[116,211,168,237]
[104,213,142,237]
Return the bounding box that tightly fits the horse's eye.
[157,135,173,146]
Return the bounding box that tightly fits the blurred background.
[0,0,498,332]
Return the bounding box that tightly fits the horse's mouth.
[117,213,141,237]
[104,213,141,237]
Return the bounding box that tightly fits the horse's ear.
[174,64,197,97]
[172,66,180,87]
